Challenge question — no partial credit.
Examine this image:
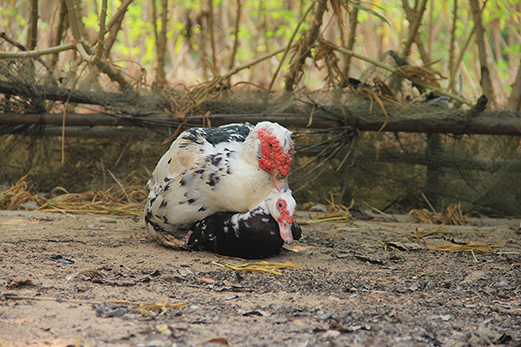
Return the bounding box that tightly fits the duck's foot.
[157,233,190,250]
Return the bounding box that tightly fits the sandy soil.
[0,210,520,347]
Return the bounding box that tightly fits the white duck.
[145,122,294,248]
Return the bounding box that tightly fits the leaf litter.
[211,261,301,276]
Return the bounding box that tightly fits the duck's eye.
[278,202,283,207]
[269,143,273,149]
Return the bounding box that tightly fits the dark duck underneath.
[187,193,302,259]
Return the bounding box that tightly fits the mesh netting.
[1,53,521,216]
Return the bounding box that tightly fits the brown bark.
[284,0,328,92]
[343,4,359,78]
[152,0,169,87]
[469,0,495,106]
[27,0,39,50]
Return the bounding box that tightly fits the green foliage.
[0,0,519,106]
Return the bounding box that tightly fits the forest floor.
[0,210,520,347]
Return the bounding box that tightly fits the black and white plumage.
[187,188,301,258]
[145,122,295,249]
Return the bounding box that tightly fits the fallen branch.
[3,111,521,135]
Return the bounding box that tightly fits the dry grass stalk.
[110,300,185,316]
[394,64,446,89]
[308,197,354,224]
[408,208,438,224]
[0,175,146,217]
[356,86,389,133]
[0,174,45,210]
[408,204,474,225]
[211,261,300,276]
[407,225,455,245]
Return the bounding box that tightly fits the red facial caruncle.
[256,128,294,177]
[276,198,294,225]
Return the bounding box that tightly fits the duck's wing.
[147,123,253,189]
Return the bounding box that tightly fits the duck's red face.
[257,128,294,190]
[276,197,295,244]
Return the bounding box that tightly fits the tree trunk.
[401,0,428,57]
[343,4,359,79]
[469,0,495,106]
[506,62,521,111]
[153,0,169,87]
[448,0,458,92]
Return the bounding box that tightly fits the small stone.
[322,330,341,339]
[409,284,419,291]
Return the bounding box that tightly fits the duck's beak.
[278,219,293,244]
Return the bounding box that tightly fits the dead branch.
[3,110,521,136]
[284,0,329,92]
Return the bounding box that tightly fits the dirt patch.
[1,211,520,346]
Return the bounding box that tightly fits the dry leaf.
[207,337,230,345]
[212,261,301,276]
[110,300,185,316]
[6,279,33,289]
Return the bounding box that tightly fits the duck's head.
[252,122,294,190]
[265,184,297,244]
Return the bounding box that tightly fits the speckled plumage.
[144,122,294,248]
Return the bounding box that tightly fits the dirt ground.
[1,210,520,347]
